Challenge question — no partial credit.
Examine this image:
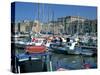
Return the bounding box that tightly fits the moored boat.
[50,41,97,56]
[12,51,52,73]
[26,45,47,53]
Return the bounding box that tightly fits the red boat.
[26,45,46,53]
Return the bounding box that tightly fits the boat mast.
[52,10,54,36]
[41,3,44,33]
[38,3,40,21]
[47,6,50,34]
[77,15,79,35]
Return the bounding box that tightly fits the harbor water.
[15,48,97,71]
[51,53,97,70]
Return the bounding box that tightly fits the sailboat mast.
[42,4,44,23]
[77,15,79,35]
[52,10,54,36]
[38,3,40,21]
[47,7,49,33]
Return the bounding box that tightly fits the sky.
[12,2,97,23]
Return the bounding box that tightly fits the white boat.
[32,38,44,46]
[50,40,96,56]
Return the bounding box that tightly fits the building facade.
[57,16,97,35]
[13,16,97,36]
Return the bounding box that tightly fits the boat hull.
[50,44,96,56]
[26,46,46,53]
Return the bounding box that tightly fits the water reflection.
[15,48,97,71]
[51,53,97,71]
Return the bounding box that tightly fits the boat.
[51,46,67,54]
[12,52,52,73]
[31,38,44,46]
[15,37,48,48]
[32,37,52,47]
[50,40,97,56]
[50,42,81,55]
[26,45,47,53]
[15,39,32,49]
[79,45,97,56]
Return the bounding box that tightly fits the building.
[15,20,34,33]
[13,16,97,36]
[32,20,41,33]
[47,21,64,34]
[57,16,85,35]
[19,20,31,33]
[51,16,97,35]
[83,19,97,35]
